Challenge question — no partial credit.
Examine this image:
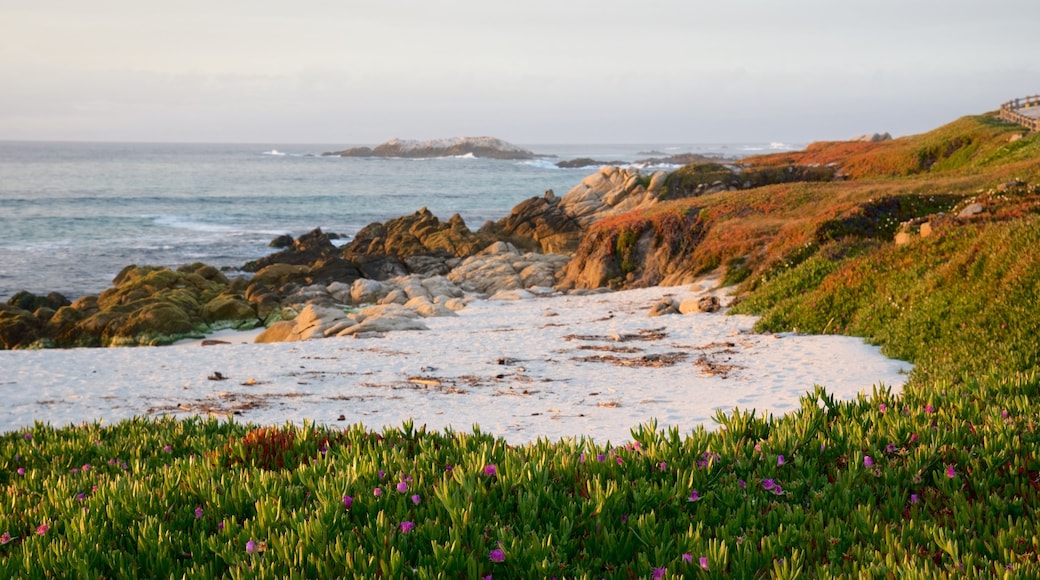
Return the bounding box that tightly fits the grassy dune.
[3,113,1040,577]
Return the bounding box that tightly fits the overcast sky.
[2,0,1038,144]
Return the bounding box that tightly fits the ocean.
[0,140,796,301]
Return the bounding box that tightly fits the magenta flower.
[195,506,203,519]
[682,553,692,564]
[484,464,497,476]
[738,479,746,490]
[35,524,49,536]
[16,468,25,476]
[489,548,505,562]
[218,521,225,531]
[700,556,709,570]
[659,461,667,471]
[579,453,586,463]
[652,567,666,579]
[396,481,409,493]
[378,469,385,479]
[761,478,776,491]
[616,456,624,466]
[373,487,383,497]
[777,455,785,466]
[945,465,957,478]
[411,494,421,505]
[162,445,172,453]
[0,532,10,545]
[879,403,887,413]
[910,493,920,504]
[863,456,874,468]
[688,490,701,502]
[342,495,353,509]
[925,404,935,414]
[444,464,453,472]
[23,432,31,440]
[596,453,606,462]
[399,521,415,533]
[246,540,256,554]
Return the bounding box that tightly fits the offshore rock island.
[323,136,537,160]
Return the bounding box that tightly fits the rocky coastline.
[0,157,838,350]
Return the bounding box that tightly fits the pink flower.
[925,404,935,414]
[162,445,172,453]
[484,464,497,476]
[23,432,32,440]
[342,495,353,509]
[864,456,874,468]
[879,403,887,413]
[910,493,919,504]
[488,548,505,562]
[0,532,11,545]
[652,567,666,579]
[195,507,203,519]
[246,540,256,554]
[82,464,90,472]
[777,455,785,466]
[16,468,24,476]
[373,487,383,497]
[396,481,409,493]
[35,524,49,536]
[945,465,957,478]
[682,553,692,564]
[659,461,667,471]
[688,490,700,502]
[411,494,421,505]
[399,521,415,533]
[700,556,709,570]
[378,469,385,479]
[616,456,624,466]
[596,453,605,462]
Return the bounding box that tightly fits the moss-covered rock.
[0,304,40,349]
[202,294,260,329]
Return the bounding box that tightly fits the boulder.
[0,304,40,349]
[648,298,679,317]
[696,296,721,313]
[201,294,260,328]
[958,203,984,219]
[243,228,344,272]
[255,320,296,343]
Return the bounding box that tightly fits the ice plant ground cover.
[1,364,1038,578]
[2,114,1040,576]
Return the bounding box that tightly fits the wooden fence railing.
[999,95,1040,131]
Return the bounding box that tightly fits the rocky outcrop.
[479,191,585,254]
[448,242,569,296]
[0,263,262,348]
[851,132,893,142]
[324,136,536,160]
[557,166,667,227]
[343,209,497,277]
[557,210,704,290]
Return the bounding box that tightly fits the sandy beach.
[0,282,911,444]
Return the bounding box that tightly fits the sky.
[2,0,1039,144]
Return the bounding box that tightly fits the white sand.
[0,283,911,444]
